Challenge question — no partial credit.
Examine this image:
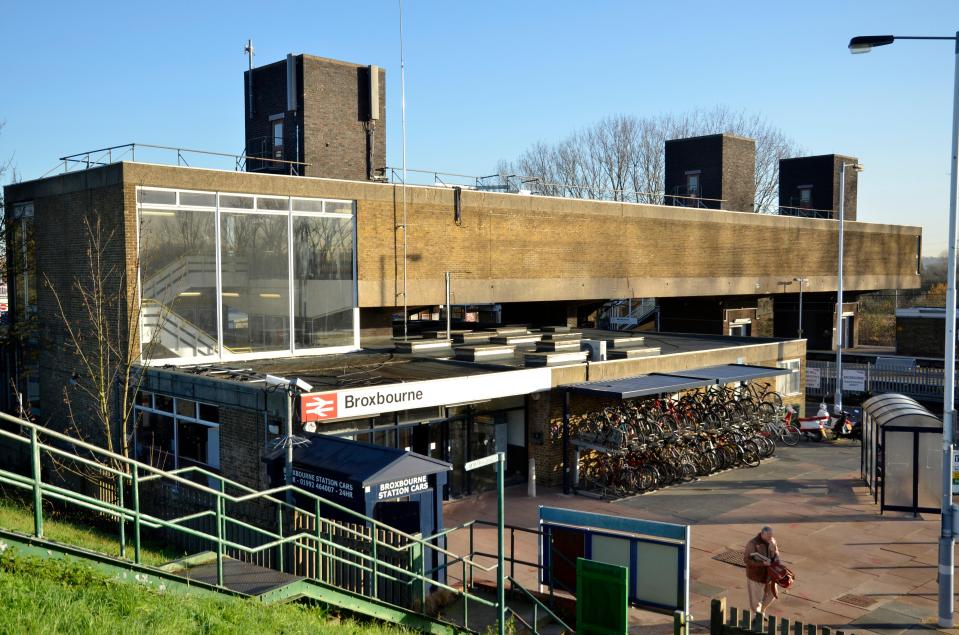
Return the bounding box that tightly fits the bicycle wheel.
[741,441,762,467]
[780,424,800,446]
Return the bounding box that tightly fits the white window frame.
[136,186,359,365]
[776,358,802,396]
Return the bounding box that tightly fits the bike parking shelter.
[861,393,943,516]
[561,364,792,493]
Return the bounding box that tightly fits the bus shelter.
[861,393,942,516]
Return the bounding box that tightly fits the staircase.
[141,300,218,358]
[599,298,658,331]
[0,412,569,634]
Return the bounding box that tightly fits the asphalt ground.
[444,440,959,634]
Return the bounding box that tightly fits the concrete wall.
[62,163,925,313]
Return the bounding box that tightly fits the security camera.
[290,377,313,392]
[264,374,290,388]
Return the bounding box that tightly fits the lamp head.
[849,35,895,54]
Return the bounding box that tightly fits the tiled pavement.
[443,443,959,634]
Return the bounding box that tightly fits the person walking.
[744,526,780,614]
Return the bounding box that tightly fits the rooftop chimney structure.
[778,154,858,220]
[244,54,386,181]
[663,133,756,212]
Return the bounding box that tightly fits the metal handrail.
[0,410,500,631]
[507,575,575,634]
[777,205,836,219]
[44,143,311,178]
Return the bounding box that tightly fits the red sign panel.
[300,393,338,422]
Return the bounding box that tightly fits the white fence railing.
[806,360,953,402]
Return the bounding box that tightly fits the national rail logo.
[300,393,337,422]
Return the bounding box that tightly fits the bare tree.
[45,215,146,469]
[497,107,801,213]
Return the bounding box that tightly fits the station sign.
[953,449,959,495]
[299,367,552,423]
[842,369,867,393]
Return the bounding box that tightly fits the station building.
[3,52,921,500]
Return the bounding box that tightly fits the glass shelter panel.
[139,207,218,359]
[293,215,355,348]
[220,212,290,353]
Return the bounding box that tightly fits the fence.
[710,598,855,635]
[806,360,954,403]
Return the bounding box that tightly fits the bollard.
[528,458,536,497]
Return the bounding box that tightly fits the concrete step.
[540,325,572,333]
[491,334,543,345]
[606,346,661,359]
[421,329,472,339]
[524,350,588,367]
[535,340,582,352]
[486,326,529,336]
[454,344,516,362]
[604,336,646,349]
[394,339,452,353]
[540,332,582,342]
[452,332,492,344]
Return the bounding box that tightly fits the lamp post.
[849,32,959,629]
[834,161,863,416]
[793,277,808,339]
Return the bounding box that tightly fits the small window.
[798,187,812,207]
[776,359,802,396]
[272,120,284,160]
[686,173,700,197]
[219,194,254,209]
[199,403,220,424]
[138,189,177,205]
[176,398,197,418]
[154,395,174,412]
[178,191,216,208]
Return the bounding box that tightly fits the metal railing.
[0,410,503,632]
[806,359,955,402]
[383,166,665,205]
[431,519,576,633]
[44,143,310,178]
[777,205,836,219]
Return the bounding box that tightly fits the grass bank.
[0,548,408,634]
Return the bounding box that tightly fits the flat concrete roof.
[165,330,797,390]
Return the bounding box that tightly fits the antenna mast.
[245,39,255,119]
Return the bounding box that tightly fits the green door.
[576,558,628,635]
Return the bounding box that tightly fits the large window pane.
[293,215,354,348]
[135,411,175,470]
[221,212,290,353]
[139,208,217,359]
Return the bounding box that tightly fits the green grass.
[0,548,409,634]
[0,496,182,566]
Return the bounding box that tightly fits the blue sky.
[2,1,958,253]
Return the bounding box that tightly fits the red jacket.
[744,534,779,583]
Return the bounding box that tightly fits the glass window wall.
[137,188,357,363]
[139,206,217,360]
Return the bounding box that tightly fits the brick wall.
[721,135,756,213]
[301,55,386,181]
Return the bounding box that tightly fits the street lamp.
[834,161,863,417]
[849,31,959,629]
[793,277,808,339]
